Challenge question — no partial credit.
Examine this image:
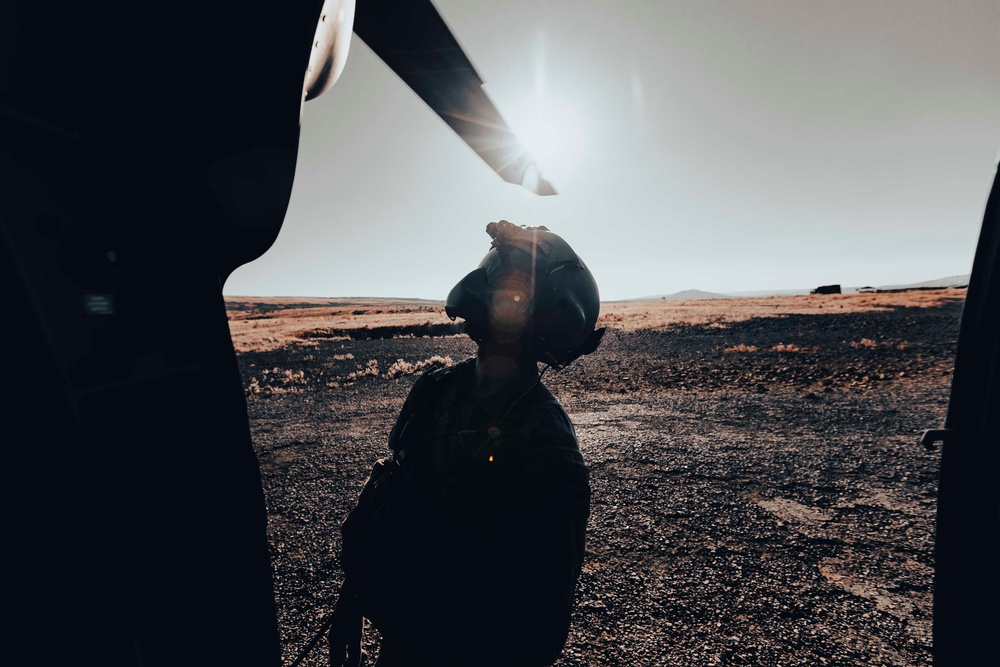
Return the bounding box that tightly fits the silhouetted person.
[330,221,605,667]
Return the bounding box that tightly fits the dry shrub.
[385,355,453,379]
[346,359,380,381]
[772,343,808,353]
[724,344,758,353]
[280,368,306,383]
[245,367,307,398]
[850,338,878,349]
[338,355,454,384]
[333,353,355,361]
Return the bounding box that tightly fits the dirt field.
[229,288,965,666]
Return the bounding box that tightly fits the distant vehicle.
[1,1,994,665]
[810,284,842,295]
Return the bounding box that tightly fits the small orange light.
[488,455,494,462]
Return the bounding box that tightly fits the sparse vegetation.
[771,343,814,353]
[236,288,965,667]
[345,359,380,382]
[226,289,965,353]
[245,367,308,398]
[595,288,965,333]
[339,355,454,382]
[385,355,453,379]
[226,297,455,353]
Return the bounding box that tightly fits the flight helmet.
[446,220,605,369]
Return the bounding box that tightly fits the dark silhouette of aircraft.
[1,1,994,665]
[2,2,549,665]
[922,163,998,665]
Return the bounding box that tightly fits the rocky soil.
[237,296,963,666]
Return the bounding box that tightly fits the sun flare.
[508,97,586,185]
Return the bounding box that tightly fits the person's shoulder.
[514,383,589,487]
[426,356,476,381]
[519,382,580,451]
[409,356,475,393]
[391,358,477,452]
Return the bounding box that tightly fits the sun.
[507,96,586,186]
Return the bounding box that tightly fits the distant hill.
[633,274,969,302]
[225,274,970,305]
[875,274,970,291]
[726,289,813,298]
[635,289,732,301]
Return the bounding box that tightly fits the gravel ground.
[237,297,961,666]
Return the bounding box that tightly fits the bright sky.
[224,0,1000,302]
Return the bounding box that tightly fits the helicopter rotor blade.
[353,0,557,195]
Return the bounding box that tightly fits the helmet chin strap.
[537,343,566,370]
[536,327,607,371]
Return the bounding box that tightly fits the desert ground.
[227,288,965,667]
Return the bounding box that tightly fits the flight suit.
[349,358,590,667]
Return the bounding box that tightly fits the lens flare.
[502,64,588,189]
[511,99,585,184]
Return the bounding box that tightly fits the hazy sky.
[224,0,1000,302]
